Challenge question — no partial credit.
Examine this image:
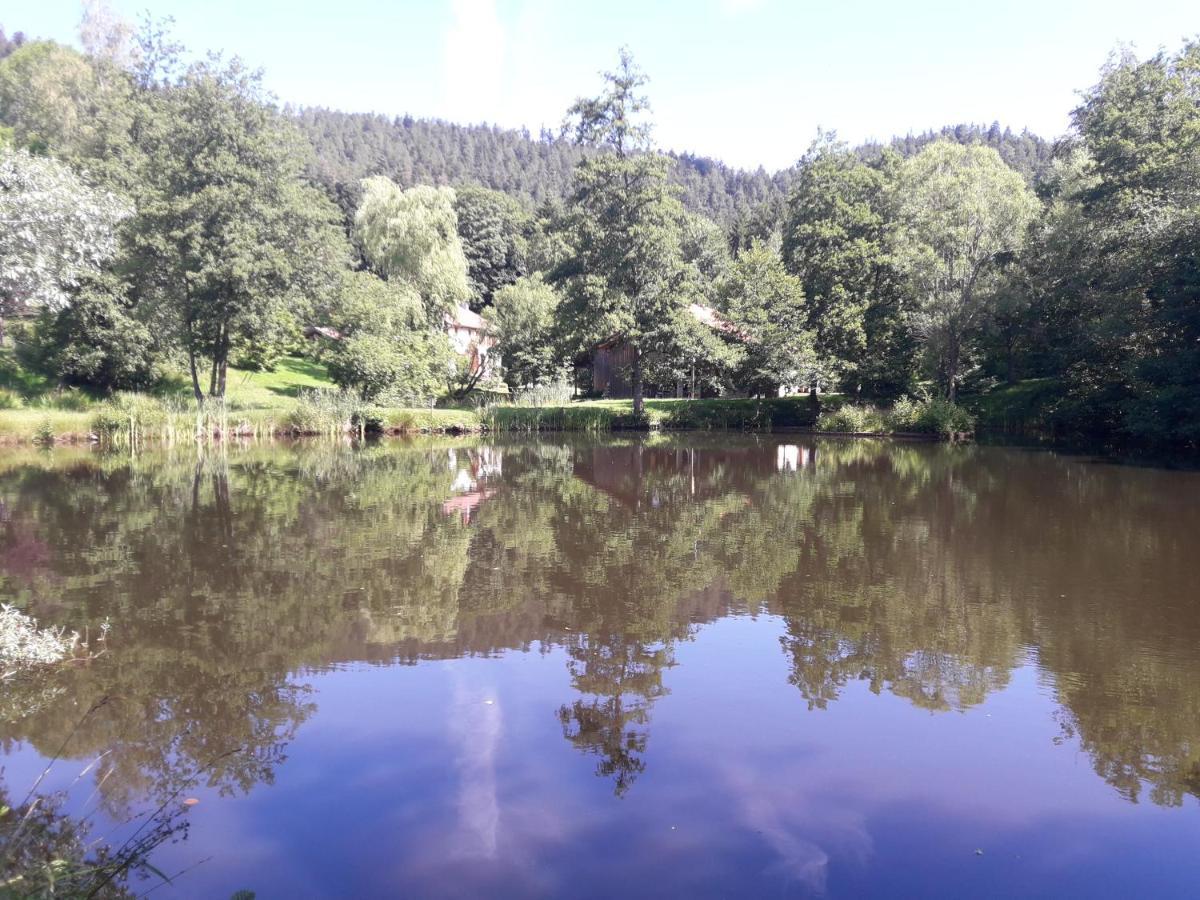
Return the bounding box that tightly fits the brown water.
[1,436,1198,898]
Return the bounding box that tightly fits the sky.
[5,0,1197,171]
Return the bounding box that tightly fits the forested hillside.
[863,123,1055,184]
[295,108,1050,228]
[295,107,787,227]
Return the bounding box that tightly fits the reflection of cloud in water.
[448,669,502,858]
[723,761,873,891]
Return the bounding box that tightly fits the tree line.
[0,5,1196,448]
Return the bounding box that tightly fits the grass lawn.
[222,357,335,408]
[0,348,843,443]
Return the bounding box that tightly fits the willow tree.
[353,179,471,319]
[898,141,1038,401]
[561,49,690,416]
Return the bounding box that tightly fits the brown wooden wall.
[592,342,636,398]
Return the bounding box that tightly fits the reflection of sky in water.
[4,618,1180,898]
[1,438,1199,898]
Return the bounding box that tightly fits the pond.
[1,435,1199,898]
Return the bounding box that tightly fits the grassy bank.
[0,348,974,445]
[0,390,840,445]
[482,395,830,432]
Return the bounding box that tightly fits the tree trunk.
[184,293,204,406]
[947,338,960,404]
[631,347,644,418]
[187,347,204,406]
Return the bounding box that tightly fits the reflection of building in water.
[574,442,813,507]
[775,444,813,472]
[443,447,504,525]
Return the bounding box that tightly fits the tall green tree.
[125,57,347,403]
[453,184,529,310]
[323,270,451,402]
[0,147,130,339]
[782,135,912,396]
[1066,41,1200,447]
[719,241,819,395]
[0,39,142,190]
[561,49,691,416]
[18,270,157,391]
[486,275,563,391]
[897,141,1038,401]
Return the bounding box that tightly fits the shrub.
[326,332,449,403]
[512,377,574,407]
[32,418,56,447]
[16,272,158,391]
[1,604,75,673]
[817,403,888,433]
[285,388,363,434]
[0,387,23,409]
[890,395,975,436]
[90,393,173,443]
[25,387,96,411]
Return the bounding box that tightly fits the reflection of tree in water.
[0,436,1199,812]
[557,635,674,796]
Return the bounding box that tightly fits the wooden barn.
[591,303,742,399]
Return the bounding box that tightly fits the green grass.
[223,357,335,407]
[483,395,835,432]
[0,408,95,442]
[0,348,857,443]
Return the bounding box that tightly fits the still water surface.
[1,436,1199,898]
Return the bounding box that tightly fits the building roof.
[687,303,742,337]
[595,303,745,350]
[446,304,487,331]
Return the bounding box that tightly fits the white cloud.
[444,0,507,124]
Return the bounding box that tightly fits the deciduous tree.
[897,141,1038,401]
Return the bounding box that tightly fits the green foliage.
[123,55,349,402]
[0,387,22,409]
[720,241,818,393]
[897,141,1039,401]
[354,179,471,316]
[284,388,364,434]
[816,403,889,434]
[487,275,563,391]
[354,405,482,434]
[326,331,448,403]
[512,376,574,407]
[782,135,913,395]
[890,395,976,436]
[32,417,56,446]
[0,146,131,315]
[818,397,974,436]
[560,50,695,415]
[483,395,827,432]
[17,271,157,391]
[453,184,530,309]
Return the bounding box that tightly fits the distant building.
[592,303,742,399]
[444,305,499,381]
[304,304,500,381]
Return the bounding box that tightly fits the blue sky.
[6,1,1197,170]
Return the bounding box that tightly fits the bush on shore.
[817,396,974,437]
